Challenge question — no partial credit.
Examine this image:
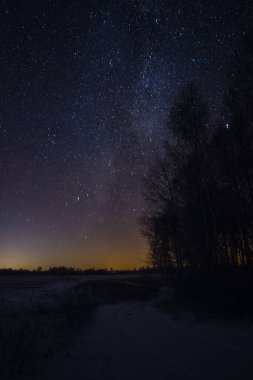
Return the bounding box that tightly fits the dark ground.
[0,274,253,379]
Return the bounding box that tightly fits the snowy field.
[0,274,138,310]
[39,301,253,380]
[0,274,253,379]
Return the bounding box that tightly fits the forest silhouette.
[140,30,253,316]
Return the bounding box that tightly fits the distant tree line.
[0,266,153,275]
[140,30,253,294]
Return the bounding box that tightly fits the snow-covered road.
[39,300,253,380]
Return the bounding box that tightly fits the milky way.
[0,0,252,268]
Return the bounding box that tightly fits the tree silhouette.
[140,30,253,298]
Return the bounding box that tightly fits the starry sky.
[0,0,252,269]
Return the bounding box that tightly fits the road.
[39,300,253,380]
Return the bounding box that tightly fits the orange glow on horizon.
[0,239,148,271]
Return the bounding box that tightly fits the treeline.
[0,267,109,275]
[140,30,253,293]
[0,266,153,275]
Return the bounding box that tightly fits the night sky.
[0,0,252,269]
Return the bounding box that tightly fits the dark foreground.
[0,275,252,379]
[37,300,253,380]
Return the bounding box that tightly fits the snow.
[1,275,252,379]
[37,300,253,380]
